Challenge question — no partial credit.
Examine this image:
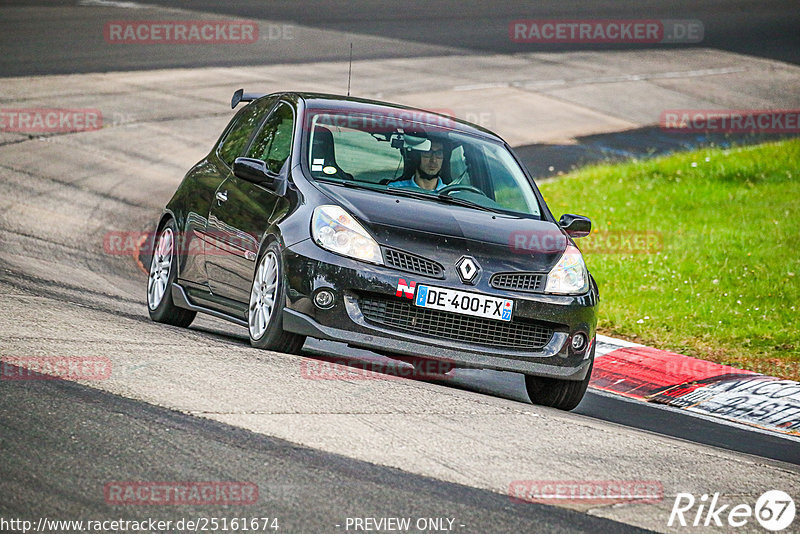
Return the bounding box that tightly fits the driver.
[391,140,446,191]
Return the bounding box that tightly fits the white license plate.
[414,285,513,322]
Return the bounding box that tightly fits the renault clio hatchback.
[146,90,598,410]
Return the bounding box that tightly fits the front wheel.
[524,344,595,411]
[248,242,305,354]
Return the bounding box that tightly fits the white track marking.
[78,0,148,8]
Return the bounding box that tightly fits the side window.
[246,103,294,174]
[217,98,274,167]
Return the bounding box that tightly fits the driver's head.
[417,140,444,179]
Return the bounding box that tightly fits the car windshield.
[304,110,542,218]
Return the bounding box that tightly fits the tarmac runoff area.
[1,49,800,532]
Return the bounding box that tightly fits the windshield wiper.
[435,194,505,214]
[385,186,503,214]
[316,177,382,192]
[385,186,438,201]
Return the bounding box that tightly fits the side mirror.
[558,213,592,238]
[233,157,287,195]
[234,157,271,184]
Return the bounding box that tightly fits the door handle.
[216,190,228,203]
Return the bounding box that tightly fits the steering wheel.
[438,184,488,197]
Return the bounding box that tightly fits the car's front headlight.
[312,205,383,264]
[544,244,589,295]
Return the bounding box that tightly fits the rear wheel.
[248,242,305,354]
[147,220,196,327]
[525,344,594,411]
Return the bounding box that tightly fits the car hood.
[316,183,568,272]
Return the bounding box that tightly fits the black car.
[146,90,598,410]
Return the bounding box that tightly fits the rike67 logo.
[669,490,795,531]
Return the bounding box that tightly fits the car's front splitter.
[282,238,596,380]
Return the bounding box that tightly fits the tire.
[525,343,595,411]
[146,219,196,327]
[247,242,306,354]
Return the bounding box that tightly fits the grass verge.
[539,139,800,381]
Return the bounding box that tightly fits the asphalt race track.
[1,2,799,533]
[2,0,799,75]
[0,372,647,534]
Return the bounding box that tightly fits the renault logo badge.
[456,256,480,284]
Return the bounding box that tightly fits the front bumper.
[282,238,598,381]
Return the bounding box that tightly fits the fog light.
[571,333,587,351]
[314,289,335,309]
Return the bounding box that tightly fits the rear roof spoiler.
[231,88,267,109]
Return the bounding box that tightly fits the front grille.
[382,248,444,278]
[490,272,546,293]
[358,295,554,350]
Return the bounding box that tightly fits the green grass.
[539,139,800,380]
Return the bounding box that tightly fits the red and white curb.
[591,335,800,436]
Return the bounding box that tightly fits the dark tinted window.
[217,97,275,167]
[246,103,294,174]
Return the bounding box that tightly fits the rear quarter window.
[217,97,276,167]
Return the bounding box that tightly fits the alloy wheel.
[147,227,173,310]
[249,251,279,340]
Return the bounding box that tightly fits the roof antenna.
[347,42,353,97]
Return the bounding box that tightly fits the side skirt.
[171,282,248,327]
